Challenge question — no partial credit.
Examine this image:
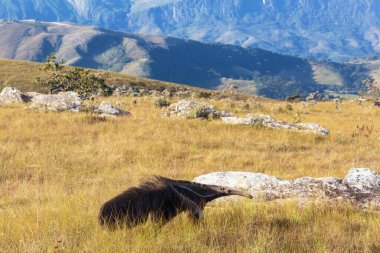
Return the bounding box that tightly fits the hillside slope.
[0,21,369,99]
[0,0,379,60]
[0,58,199,95]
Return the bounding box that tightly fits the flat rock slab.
[221,114,329,135]
[161,100,231,119]
[161,100,328,135]
[30,91,83,112]
[94,101,131,117]
[193,168,380,210]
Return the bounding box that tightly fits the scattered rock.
[132,89,140,97]
[162,101,328,135]
[30,91,83,112]
[0,87,24,104]
[0,87,42,104]
[343,168,380,193]
[161,100,217,119]
[221,114,329,135]
[193,168,380,210]
[293,123,330,135]
[112,87,121,97]
[161,100,233,119]
[212,110,233,118]
[306,91,322,102]
[221,115,259,125]
[94,101,131,117]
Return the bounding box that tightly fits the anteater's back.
[98,181,166,228]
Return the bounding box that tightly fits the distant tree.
[36,53,113,98]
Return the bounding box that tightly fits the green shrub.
[35,53,111,98]
[197,91,212,99]
[193,105,211,118]
[154,97,171,108]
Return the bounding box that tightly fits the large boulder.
[93,101,131,117]
[162,100,232,119]
[193,168,380,210]
[0,87,24,104]
[30,92,83,112]
[221,114,329,135]
[343,168,380,193]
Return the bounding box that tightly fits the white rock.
[221,114,329,135]
[0,87,24,104]
[194,171,283,193]
[31,91,83,112]
[295,123,330,135]
[221,116,256,125]
[162,100,216,119]
[94,101,131,117]
[343,168,380,193]
[194,168,380,209]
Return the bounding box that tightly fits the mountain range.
[0,20,374,99]
[0,0,380,61]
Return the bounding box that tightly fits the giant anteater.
[99,176,252,229]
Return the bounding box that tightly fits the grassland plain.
[0,57,378,253]
[0,93,379,252]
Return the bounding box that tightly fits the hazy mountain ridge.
[0,20,371,99]
[127,0,380,61]
[0,0,380,61]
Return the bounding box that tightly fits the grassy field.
[0,91,379,252]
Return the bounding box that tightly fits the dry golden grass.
[0,95,379,252]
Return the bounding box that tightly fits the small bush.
[35,53,111,98]
[197,91,212,99]
[154,97,171,108]
[193,105,211,118]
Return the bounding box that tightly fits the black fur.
[98,176,252,229]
